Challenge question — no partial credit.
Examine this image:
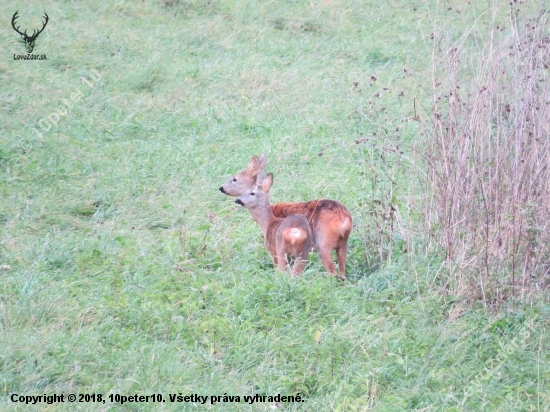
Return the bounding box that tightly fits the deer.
[235,173,313,276]
[11,11,49,54]
[220,154,352,280]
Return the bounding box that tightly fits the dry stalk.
[423,4,550,302]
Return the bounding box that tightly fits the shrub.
[422,4,550,302]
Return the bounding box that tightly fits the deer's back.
[271,200,351,232]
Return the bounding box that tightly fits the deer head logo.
[11,11,49,54]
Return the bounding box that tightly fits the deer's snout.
[219,186,226,194]
[235,199,244,206]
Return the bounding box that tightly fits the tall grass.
[422,2,550,302]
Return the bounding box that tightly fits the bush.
[422,4,550,302]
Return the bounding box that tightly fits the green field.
[1,0,549,410]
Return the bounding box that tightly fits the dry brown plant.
[422,4,550,302]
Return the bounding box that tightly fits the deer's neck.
[249,202,279,238]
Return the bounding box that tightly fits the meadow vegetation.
[1,0,548,410]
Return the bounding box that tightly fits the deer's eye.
[232,178,237,182]
[250,192,255,196]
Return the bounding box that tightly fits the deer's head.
[235,173,273,210]
[219,154,267,196]
[12,11,49,54]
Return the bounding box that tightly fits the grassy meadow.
[1,0,549,410]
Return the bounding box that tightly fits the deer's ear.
[258,154,267,171]
[262,173,273,191]
[255,171,266,185]
[246,155,260,175]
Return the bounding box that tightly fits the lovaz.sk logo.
[11,10,48,60]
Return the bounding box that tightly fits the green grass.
[1,0,549,410]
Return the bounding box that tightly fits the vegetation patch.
[0,0,548,410]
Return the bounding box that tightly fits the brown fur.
[236,174,313,276]
[220,155,352,279]
[271,200,352,278]
[277,216,312,275]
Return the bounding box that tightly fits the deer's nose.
[219,186,226,194]
[235,199,244,206]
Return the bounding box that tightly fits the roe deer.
[220,154,352,279]
[235,173,313,276]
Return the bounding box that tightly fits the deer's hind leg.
[275,249,288,273]
[336,245,347,280]
[315,233,338,276]
[291,249,309,276]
